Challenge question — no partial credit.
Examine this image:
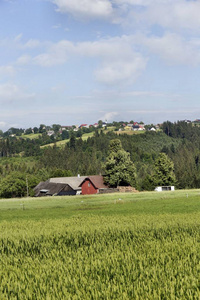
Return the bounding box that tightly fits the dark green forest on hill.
[0,121,200,197]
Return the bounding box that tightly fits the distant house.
[79,124,89,129]
[132,124,145,131]
[139,124,145,130]
[34,176,87,197]
[73,126,79,132]
[79,175,108,195]
[61,126,73,131]
[132,125,140,131]
[47,130,54,136]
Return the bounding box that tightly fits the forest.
[0,120,200,198]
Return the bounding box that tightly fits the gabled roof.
[49,176,87,190]
[79,175,108,189]
[34,181,69,196]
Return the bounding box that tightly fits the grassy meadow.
[1,190,200,299]
[40,131,96,148]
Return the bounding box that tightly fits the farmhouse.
[79,175,108,195]
[34,176,86,196]
[34,175,136,196]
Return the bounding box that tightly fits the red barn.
[80,175,108,195]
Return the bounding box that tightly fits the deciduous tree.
[152,153,176,187]
[104,139,136,187]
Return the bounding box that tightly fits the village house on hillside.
[61,126,73,131]
[79,124,89,129]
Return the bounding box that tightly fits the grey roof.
[34,181,69,196]
[49,176,87,190]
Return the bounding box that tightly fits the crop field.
[1,190,200,299]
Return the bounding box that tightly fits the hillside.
[1,121,200,197]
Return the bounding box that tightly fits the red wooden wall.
[81,179,98,195]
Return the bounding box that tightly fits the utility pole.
[26,176,29,197]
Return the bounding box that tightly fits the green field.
[40,131,97,148]
[21,133,41,139]
[1,190,200,299]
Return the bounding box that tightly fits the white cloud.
[53,0,114,20]
[52,0,200,32]
[52,24,61,29]
[0,65,15,77]
[119,0,200,32]
[0,121,7,128]
[101,111,119,121]
[32,36,147,84]
[14,33,23,43]
[24,39,40,49]
[139,33,200,66]
[33,40,75,66]
[16,54,31,65]
[146,1,200,32]
[0,83,35,103]
[95,54,146,84]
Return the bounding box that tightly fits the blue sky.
[0,0,200,130]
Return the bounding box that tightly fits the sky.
[0,0,200,130]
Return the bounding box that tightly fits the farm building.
[34,176,86,197]
[34,175,137,196]
[79,175,108,195]
[155,186,175,192]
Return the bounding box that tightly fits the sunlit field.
[1,190,200,299]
